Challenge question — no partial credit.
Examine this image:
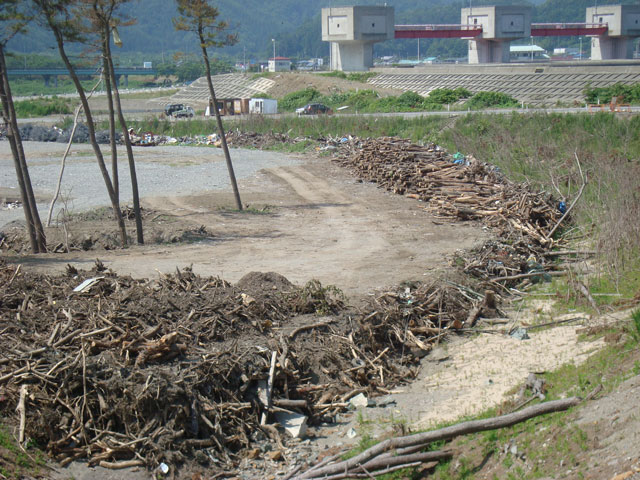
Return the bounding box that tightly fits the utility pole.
[579,36,582,60]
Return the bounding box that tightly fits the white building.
[268,57,291,72]
[510,45,550,61]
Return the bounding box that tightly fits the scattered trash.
[346,428,357,439]
[274,411,308,439]
[558,201,567,214]
[510,327,530,340]
[371,397,397,408]
[452,152,467,165]
[159,462,169,474]
[349,393,369,408]
[524,373,546,399]
[72,276,105,293]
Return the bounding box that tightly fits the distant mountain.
[7,0,633,63]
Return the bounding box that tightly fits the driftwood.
[293,397,580,479]
[546,151,587,240]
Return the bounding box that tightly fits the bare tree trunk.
[102,43,119,202]
[104,27,144,244]
[48,22,127,247]
[198,35,242,210]
[47,103,82,227]
[0,44,46,253]
[47,77,103,227]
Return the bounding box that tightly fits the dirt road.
[1,141,486,297]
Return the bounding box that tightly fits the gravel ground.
[0,141,300,228]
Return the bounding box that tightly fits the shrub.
[465,91,519,109]
[583,82,640,104]
[14,96,74,118]
[279,87,322,111]
[428,87,472,105]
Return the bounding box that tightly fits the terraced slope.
[162,73,275,107]
[369,66,640,105]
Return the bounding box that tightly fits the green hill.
[6,0,635,64]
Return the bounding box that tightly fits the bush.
[279,87,322,111]
[584,82,640,104]
[14,96,74,118]
[428,87,472,105]
[465,91,519,109]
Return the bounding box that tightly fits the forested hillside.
[6,0,634,63]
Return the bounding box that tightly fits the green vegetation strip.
[277,87,519,113]
[14,96,75,118]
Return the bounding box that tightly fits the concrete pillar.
[591,36,634,60]
[587,5,640,60]
[468,39,511,64]
[114,74,121,87]
[124,74,128,88]
[43,75,50,87]
[331,41,374,71]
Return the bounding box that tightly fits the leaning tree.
[174,0,243,210]
[31,0,128,246]
[0,1,47,253]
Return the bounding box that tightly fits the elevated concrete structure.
[461,6,532,64]
[322,6,394,71]
[587,5,640,60]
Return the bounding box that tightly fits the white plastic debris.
[349,393,368,408]
[73,276,105,293]
[159,462,169,474]
[274,411,308,439]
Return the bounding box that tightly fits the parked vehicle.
[164,104,195,118]
[297,103,332,115]
[174,106,195,118]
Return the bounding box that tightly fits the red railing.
[395,24,483,39]
[531,23,608,36]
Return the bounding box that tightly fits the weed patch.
[14,96,75,118]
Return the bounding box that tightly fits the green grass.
[14,96,76,118]
[0,425,46,479]
[319,71,378,83]
[276,87,515,113]
[8,75,160,97]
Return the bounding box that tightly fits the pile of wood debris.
[336,137,566,287]
[0,260,496,470]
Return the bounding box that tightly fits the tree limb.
[293,397,580,479]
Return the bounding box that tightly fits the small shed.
[205,98,250,116]
[249,98,278,115]
[268,57,292,72]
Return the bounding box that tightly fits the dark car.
[164,104,184,116]
[164,103,194,118]
[297,103,333,116]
